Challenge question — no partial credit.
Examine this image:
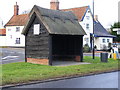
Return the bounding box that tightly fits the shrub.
[83,44,90,53]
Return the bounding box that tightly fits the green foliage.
[83,44,90,53]
[110,22,120,42]
[1,57,119,86]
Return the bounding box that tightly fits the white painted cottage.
[62,5,115,50]
[5,3,28,47]
[0,18,7,46]
[5,1,115,50]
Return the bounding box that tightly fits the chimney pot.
[94,15,98,21]
[50,0,59,10]
[14,2,19,16]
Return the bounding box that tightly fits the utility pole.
[92,0,95,59]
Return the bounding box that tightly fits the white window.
[102,39,106,43]
[15,38,20,44]
[8,29,11,31]
[84,38,89,43]
[16,27,20,32]
[117,30,120,34]
[86,16,90,20]
[107,39,110,43]
[34,24,40,35]
[88,11,90,13]
[86,24,89,29]
[10,35,12,39]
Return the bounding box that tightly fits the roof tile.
[62,6,88,21]
[0,28,6,36]
[5,14,28,26]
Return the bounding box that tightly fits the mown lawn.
[1,56,119,86]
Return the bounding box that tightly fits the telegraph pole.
[92,0,95,59]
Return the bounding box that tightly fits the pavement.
[53,61,91,66]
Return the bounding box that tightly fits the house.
[5,0,114,50]
[0,17,4,29]
[112,28,120,48]
[61,4,115,50]
[113,28,120,35]
[22,5,86,65]
[62,6,93,48]
[0,18,6,46]
[5,2,28,47]
[0,28,6,46]
[94,20,115,50]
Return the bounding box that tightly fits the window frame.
[16,27,20,32]
[102,39,106,43]
[107,39,110,43]
[15,38,20,44]
[33,24,41,35]
[86,24,90,30]
[86,16,90,20]
[8,29,11,31]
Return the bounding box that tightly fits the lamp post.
[92,0,95,59]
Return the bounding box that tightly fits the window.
[16,27,20,32]
[8,29,11,31]
[15,38,20,44]
[86,24,89,29]
[107,39,110,43]
[34,24,40,35]
[10,35,12,39]
[102,39,106,43]
[84,38,89,43]
[117,30,120,34]
[86,16,90,20]
[88,10,90,13]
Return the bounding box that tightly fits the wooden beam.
[25,36,27,62]
[49,35,53,65]
[80,36,83,62]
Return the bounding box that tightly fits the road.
[1,48,120,64]
[1,48,101,64]
[1,48,25,64]
[4,71,118,89]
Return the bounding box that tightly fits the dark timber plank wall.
[26,16,49,59]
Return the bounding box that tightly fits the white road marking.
[2,56,19,60]
[2,59,18,61]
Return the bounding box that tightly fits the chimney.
[14,2,19,16]
[94,15,98,21]
[50,0,59,10]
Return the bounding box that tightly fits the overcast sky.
[0,0,119,28]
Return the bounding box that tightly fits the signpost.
[92,0,95,59]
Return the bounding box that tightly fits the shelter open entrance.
[51,35,83,63]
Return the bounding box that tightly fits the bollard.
[113,53,117,60]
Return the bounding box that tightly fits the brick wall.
[27,58,49,65]
[75,56,81,62]
[50,2,59,10]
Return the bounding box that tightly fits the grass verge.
[1,56,119,86]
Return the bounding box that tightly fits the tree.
[22,10,30,14]
[110,22,120,42]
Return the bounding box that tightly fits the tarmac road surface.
[1,48,25,64]
[4,71,119,89]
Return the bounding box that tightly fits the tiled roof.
[94,21,116,37]
[0,28,6,36]
[5,14,28,26]
[62,6,88,21]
